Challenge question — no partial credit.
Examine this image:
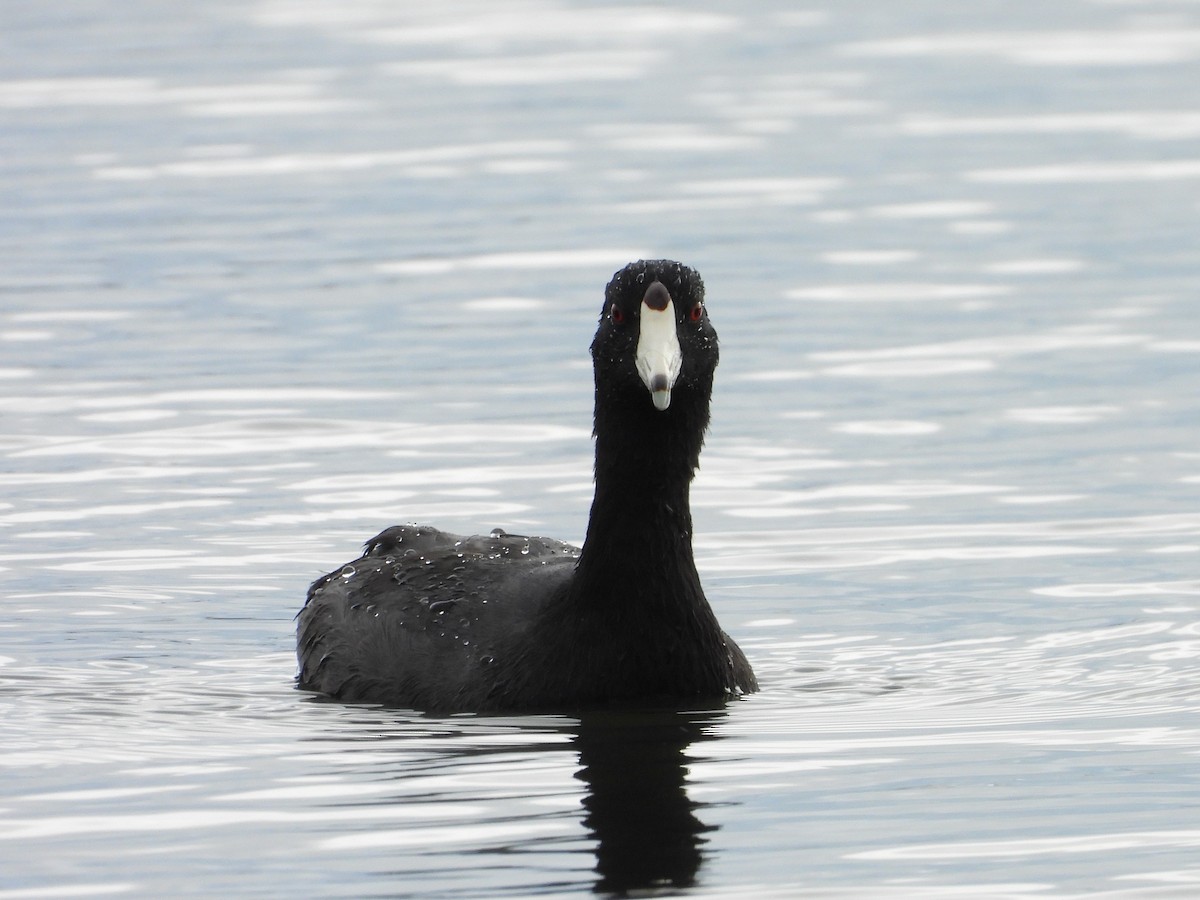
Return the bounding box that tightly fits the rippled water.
[3,1,1200,896]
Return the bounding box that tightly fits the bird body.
[297,260,757,711]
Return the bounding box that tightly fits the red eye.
[610,304,625,324]
[689,303,703,322]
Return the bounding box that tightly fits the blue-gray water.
[3,1,1200,897]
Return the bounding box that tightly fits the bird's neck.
[573,396,708,610]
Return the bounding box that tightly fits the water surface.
[2,0,1199,896]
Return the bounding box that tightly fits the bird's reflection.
[302,699,732,896]
[570,706,725,895]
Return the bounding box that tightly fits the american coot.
[296,259,758,711]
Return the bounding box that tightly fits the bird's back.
[297,525,580,707]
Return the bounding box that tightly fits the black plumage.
[296,259,757,711]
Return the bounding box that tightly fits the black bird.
[296,260,757,711]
